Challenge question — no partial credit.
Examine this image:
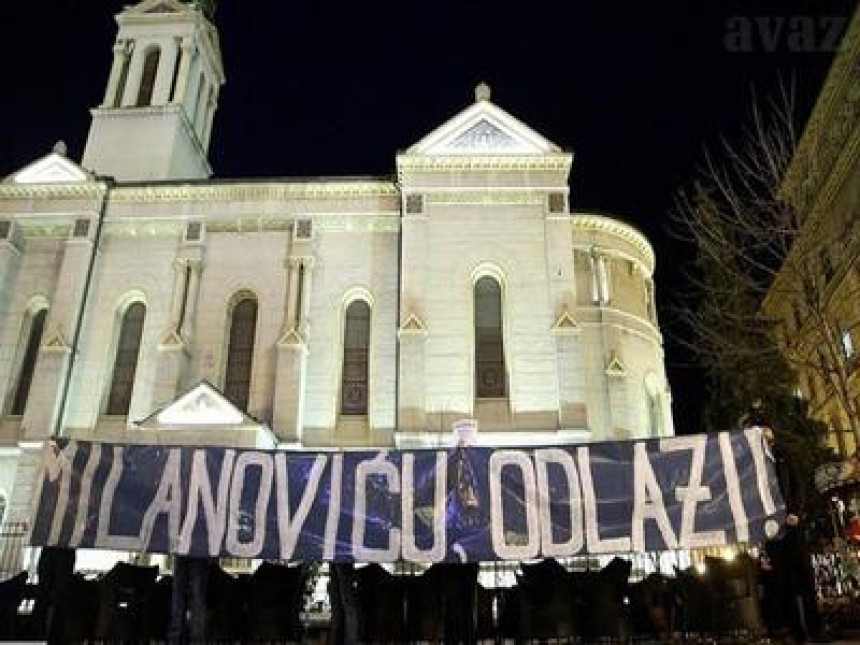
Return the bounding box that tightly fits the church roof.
[4,147,93,185]
[404,84,566,157]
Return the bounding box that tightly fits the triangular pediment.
[126,0,193,15]
[139,381,254,429]
[6,153,91,185]
[406,98,561,157]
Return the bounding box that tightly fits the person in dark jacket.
[743,409,829,643]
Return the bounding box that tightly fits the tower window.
[474,276,506,398]
[106,302,146,415]
[341,300,370,415]
[224,297,258,412]
[9,308,47,415]
[137,47,161,107]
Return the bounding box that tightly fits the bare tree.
[671,84,860,451]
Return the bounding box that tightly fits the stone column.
[121,42,145,107]
[153,37,179,106]
[194,76,209,135]
[171,37,195,105]
[285,257,301,330]
[102,41,130,107]
[202,90,218,150]
[0,229,21,406]
[20,233,96,439]
[545,204,578,430]
[183,258,203,336]
[152,258,191,408]
[397,317,428,432]
[297,257,315,336]
[272,257,313,444]
[396,207,428,435]
[552,315,587,430]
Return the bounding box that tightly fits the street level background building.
[763,8,860,458]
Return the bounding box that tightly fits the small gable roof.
[405,88,564,157]
[6,152,92,185]
[138,380,262,429]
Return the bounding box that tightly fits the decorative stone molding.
[109,180,398,203]
[425,191,546,206]
[42,328,72,353]
[0,183,106,200]
[396,154,572,174]
[157,328,186,351]
[605,354,627,378]
[551,310,581,335]
[277,328,307,350]
[570,212,655,271]
[398,313,428,338]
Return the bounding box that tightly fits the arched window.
[106,302,146,415]
[9,308,47,415]
[474,276,506,398]
[341,300,370,415]
[136,47,160,107]
[224,298,258,412]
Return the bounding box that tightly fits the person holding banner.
[745,410,829,643]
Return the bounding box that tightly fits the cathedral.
[0,0,672,529]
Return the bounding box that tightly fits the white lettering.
[718,432,749,542]
[139,448,183,551]
[352,452,401,562]
[631,442,678,551]
[323,453,343,560]
[178,449,235,555]
[489,450,539,560]
[69,443,101,547]
[275,453,327,560]
[534,448,584,557]
[577,446,631,553]
[226,451,273,558]
[402,451,447,563]
[660,436,725,548]
[96,446,141,550]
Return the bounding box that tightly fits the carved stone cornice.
[425,191,546,206]
[109,180,398,203]
[570,212,655,271]
[0,182,106,200]
[396,153,573,175]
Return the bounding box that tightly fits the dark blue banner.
[30,430,785,562]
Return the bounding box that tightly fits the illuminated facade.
[762,9,860,457]
[0,0,672,526]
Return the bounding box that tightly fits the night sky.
[0,0,855,433]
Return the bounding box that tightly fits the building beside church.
[762,7,860,458]
[0,0,672,528]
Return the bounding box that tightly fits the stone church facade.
[0,0,672,526]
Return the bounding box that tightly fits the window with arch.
[341,300,370,415]
[224,297,258,412]
[106,302,146,415]
[136,47,160,107]
[474,276,506,398]
[9,307,47,415]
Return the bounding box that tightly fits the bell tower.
[81,0,225,181]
